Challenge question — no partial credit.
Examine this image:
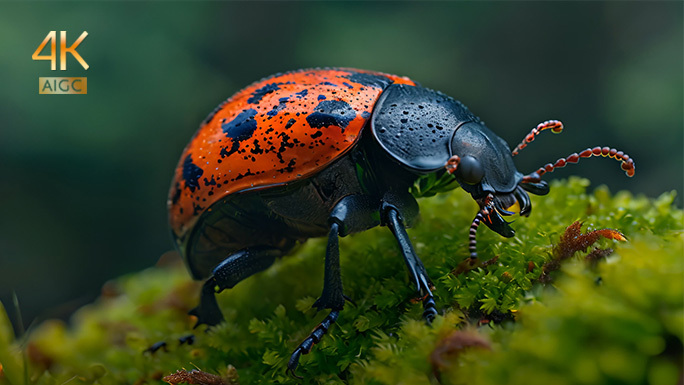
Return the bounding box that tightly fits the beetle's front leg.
[381,193,438,323]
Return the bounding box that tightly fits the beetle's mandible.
[167,68,635,375]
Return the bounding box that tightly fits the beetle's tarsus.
[288,310,340,377]
[423,296,438,323]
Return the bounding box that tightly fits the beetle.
[167,68,635,375]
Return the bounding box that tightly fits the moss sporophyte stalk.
[0,178,682,384]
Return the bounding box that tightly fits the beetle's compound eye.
[457,155,484,185]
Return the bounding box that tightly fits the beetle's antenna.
[468,194,494,260]
[468,210,484,259]
[445,155,461,174]
[522,146,635,183]
[512,120,564,156]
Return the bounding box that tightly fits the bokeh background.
[1,2,682,332]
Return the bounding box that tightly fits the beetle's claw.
[287,349,304,379]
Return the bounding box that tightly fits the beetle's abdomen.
[169,68,417,241]
[183,151,373,279]
[184,192,298,279]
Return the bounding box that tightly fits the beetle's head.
[447,120,635,244]
[448,122,540,238]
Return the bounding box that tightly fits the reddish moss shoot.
[540,221,626,282]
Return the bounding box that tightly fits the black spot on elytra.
[171,182,181,205]
[221,109,258,158]
[222,109,258,139]
[276,132,296,163]
[342,71,392,89]
[233,169,256,182]
[192,202,205,216]
[321,81,337,87]
[306,100,356,131]
[250,139,263,154]
[182,155,204,192]
[295,89,308,98]
[318,95,327,101]
[248,83,281,104]
[276,158,297,174]
[267,97,289,117]
[310,131,323,139]
[285,118,296,129]
[203,175,217,187]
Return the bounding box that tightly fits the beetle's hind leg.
[191,247,282,327]
[145,247,281,355]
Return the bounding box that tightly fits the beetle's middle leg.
[287,222,341,377]
[288,194,380,377]
[381,191,438,323]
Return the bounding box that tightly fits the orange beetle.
[167,68,634,376]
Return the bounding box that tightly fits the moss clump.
[1,178,681,385]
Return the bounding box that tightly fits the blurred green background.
[0,2,681,331]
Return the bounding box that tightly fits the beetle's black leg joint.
[287,310,340,378]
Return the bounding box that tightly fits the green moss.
[1,178,681,385]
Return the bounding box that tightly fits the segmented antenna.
[522,146,635,183]
[512,120,564,156]
[445,155,460,174]
[468,210,485,259]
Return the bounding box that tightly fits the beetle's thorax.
[369,83,524,199]
[370,83,478,173]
